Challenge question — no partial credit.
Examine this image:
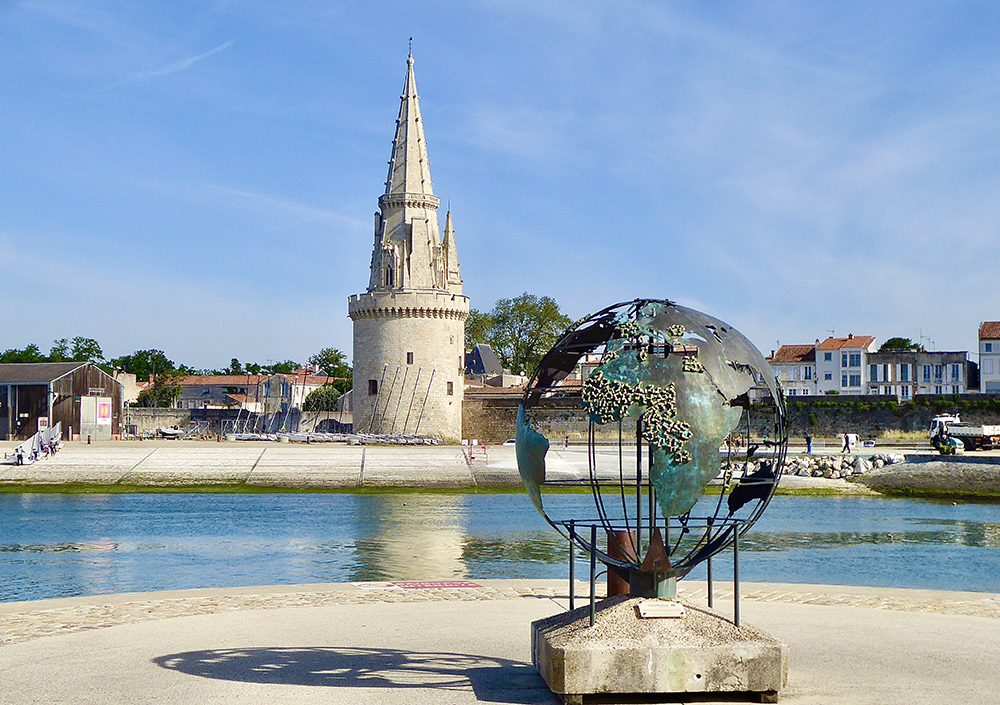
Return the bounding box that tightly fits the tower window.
[407,352,414,365]
[368,380,378,395]
[447,381,454,395]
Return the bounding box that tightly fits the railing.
[8,422,62,464]
[567,517,745,627]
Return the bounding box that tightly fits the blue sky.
[3,1,999,368]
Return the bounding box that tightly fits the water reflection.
[348,494,469,581]
[0,493,997,602]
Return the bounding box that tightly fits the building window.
[987,343,994,353]
[951,364,961,382]
[368,380,378,395]
[842,353,848,368]
[849,353,861,367]
[842,375,848,388]
[447,381,454,395]
[869,364,878,382]
[901,386,911,400]
[899,364,909,382]
[407,352,414,365]
[935,385,943,395]
[824,352,832,362]
[804,366,813,380]
[849,374,861,387]
[788,388,798,396]
[825,372,832,381]
[934,365,943,382]
[923,365,932,383]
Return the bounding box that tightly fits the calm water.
[0,493,998,603]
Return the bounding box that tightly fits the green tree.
[478,293,573,375]
[878,337,922,353]
[135,373,183,407]
[0,343,47,363]
[303,384,343,411]
[109,350,176,382]
[464,309,494,347]
[50,337,104,363]
[262,359,299,374]
[307,348,352,393]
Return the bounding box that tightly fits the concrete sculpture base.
[532,596,788,704]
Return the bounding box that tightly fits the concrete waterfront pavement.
[0,440,897,492]
[0,580,998,704]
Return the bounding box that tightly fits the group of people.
[11,439,60,465]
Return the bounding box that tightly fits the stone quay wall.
[463,390,1000,444]
[782,394,1000,438]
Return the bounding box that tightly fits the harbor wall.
[462,391,1000,444]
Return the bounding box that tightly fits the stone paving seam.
[243,448,267,483]
[113,448,158,483]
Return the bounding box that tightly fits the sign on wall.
[97,400,112,425]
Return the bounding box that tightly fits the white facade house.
[815,335,877,395]
[348,54,469,441]
[864,351,967,399]
[767,345,817,396]
[980,322,1000,393]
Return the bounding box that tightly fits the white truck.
[929,414,1000,451]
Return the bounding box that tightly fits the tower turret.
[349,54,470,441]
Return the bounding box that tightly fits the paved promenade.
[0,579,998,704]
[0,440,897,492]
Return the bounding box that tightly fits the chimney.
[848,333,853,339]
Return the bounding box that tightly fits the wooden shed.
[0,363,123,441]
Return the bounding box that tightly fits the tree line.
[0,338,352,408]
[1,292,575,410]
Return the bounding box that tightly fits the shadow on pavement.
[153,646,557,703]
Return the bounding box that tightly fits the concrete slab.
[533,596,787,702]
[248,446,364,487]
[360,446,473,487]
[0,581,998,704]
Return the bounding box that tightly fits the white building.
[863,351,970,400]
[979,322,1000,393]
[767,345,817,396]
[348,54,469,441]
[814,335,876,395]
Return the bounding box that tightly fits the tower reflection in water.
[348,494,470,581]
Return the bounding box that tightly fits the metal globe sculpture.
[516,299,787,597]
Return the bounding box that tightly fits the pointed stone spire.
[382,54,436,201]
[443,210,462,294]
[348,52,470,443]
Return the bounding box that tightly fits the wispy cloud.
[206,185,368,232]
[111,40,234,87]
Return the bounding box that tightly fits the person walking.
[804,433,812,454]
[841,433,850,453]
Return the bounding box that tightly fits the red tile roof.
[768,345,816,363]
[980,322,1000,340]
[816,335,876,351]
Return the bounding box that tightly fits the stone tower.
[348,54,469,441]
